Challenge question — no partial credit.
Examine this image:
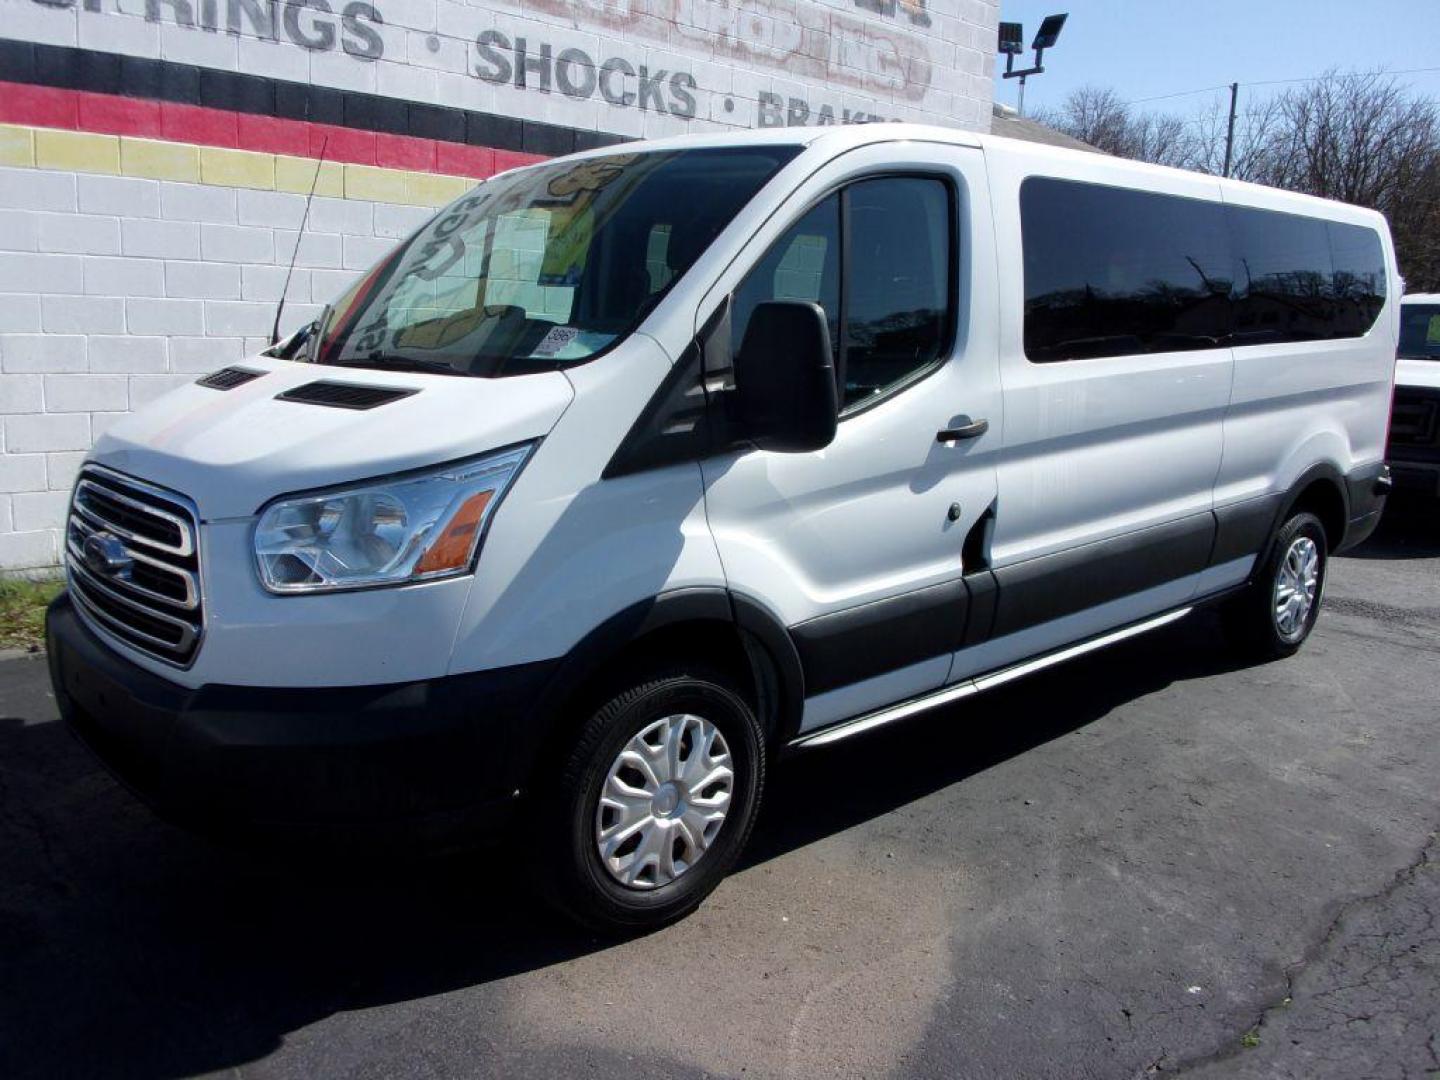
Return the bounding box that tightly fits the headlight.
[254,444,533,594]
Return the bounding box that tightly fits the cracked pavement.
[1,506,1438,1079]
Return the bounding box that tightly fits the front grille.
[1390,387,1440,449]
[66,467,203,667]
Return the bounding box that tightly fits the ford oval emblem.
[83,532,132,578]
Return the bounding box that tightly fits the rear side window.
[1020,177,1388,362]
[1021,178,1232,362]
[732,175,955,411]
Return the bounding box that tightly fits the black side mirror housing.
[732,301,839,453]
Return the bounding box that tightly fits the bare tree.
[1035,86,1197,168]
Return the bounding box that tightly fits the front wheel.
[536,665,765,934]
[1224,510,1328,661]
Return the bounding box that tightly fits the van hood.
[88,358,575,519]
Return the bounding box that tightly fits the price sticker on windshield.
[532,325,582,358]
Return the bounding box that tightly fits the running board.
[789,606,1193,750]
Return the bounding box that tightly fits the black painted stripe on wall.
[0,39,630,156]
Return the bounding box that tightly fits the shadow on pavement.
[15,496,1429,1080]
[1340,495,1440,560]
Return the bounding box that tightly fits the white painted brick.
[277,231,342,270]
[308,197,374,237]
[342,234,395,271]
[160,183,238,225]
[44,375,129,413]
[206,300,278,337]
[0,253,83,295]
[201,224,275,265]
[164,261,242,300]
[0,167,77,212]
[78,175,160,219]
[0,296,41,333]
[46,451,87,492]
[0,334,86,374]
[0,210,39,252]
[37,213,122,256]
[241,265,309,303]
[373,204,432,239]
[128,375,191,408]
[243,335,273,355]
[309,268,360,302]
[126,298,205,336]
[90,411,128,441]
[237,189,307,230]
[0,375,42,414]
[0,452,46,493]
[6,413,89,453]
[84,255,165,298]
[170,336,245,373]
[122,219,202,260]
[41,296,126,335]
[0,530,56,571]
[0,496,12,535]
[88,335,168,374]
[12,490,70,533]
[78,6,159,55]
[2,1,78,46]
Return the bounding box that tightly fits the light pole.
[999,14,1068,117]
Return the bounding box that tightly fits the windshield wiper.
[325,355,467,377]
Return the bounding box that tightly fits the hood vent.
[196,367,264,390]
[275,381,419,411]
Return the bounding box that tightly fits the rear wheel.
[536,664,765,934]
[1224,509,1328,661]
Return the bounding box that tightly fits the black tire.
[535,664,765,934]
[1223,509,1328,661]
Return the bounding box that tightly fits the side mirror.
[265,320,317,361]
[733,301,839,453]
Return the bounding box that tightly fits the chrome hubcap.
[595,714,734,890]
[1274,534,1320,642]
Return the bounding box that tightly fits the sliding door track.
[789,606,1193,750]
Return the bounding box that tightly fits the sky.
[992,0,1440,122]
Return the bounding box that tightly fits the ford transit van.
[46,124,1397,931]
[1389,293,1440,496]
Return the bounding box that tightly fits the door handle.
[936,417,989,443]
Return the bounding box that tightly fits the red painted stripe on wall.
[0,81,547,178]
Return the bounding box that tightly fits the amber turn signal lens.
[414,490,495,575]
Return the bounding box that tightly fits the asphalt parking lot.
[1,506,1437,1080]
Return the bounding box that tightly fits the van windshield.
[311,146,799,377]
[1399,304,1440,360]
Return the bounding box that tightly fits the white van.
[1389,293,1440,496]
[47,124,1397,930]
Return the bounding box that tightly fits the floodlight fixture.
[1032,13,1067,51]
[997,11,1068,116]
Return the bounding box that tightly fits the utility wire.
[1126,66,1440,106]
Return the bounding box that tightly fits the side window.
[1227,205,1335,343]
[844,177,952,408]
[731,195,842,368]
[1020,177,1232,362]
[1326,221,1386,337]
[730,175,955,412]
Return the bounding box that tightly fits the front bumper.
[46,593,557,850]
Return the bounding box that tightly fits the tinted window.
[1327,221,1387,337]
[1021,177,1233,363]
[1228,205,1335,343]
[732,176,954,411]
[844,177,951,407]
[1399,304,1440,360]
[731,195,841,368]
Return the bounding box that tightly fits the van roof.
[534,123,1388,228]
[1403,293,1440,305]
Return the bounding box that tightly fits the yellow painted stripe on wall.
[0,124,474,208]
